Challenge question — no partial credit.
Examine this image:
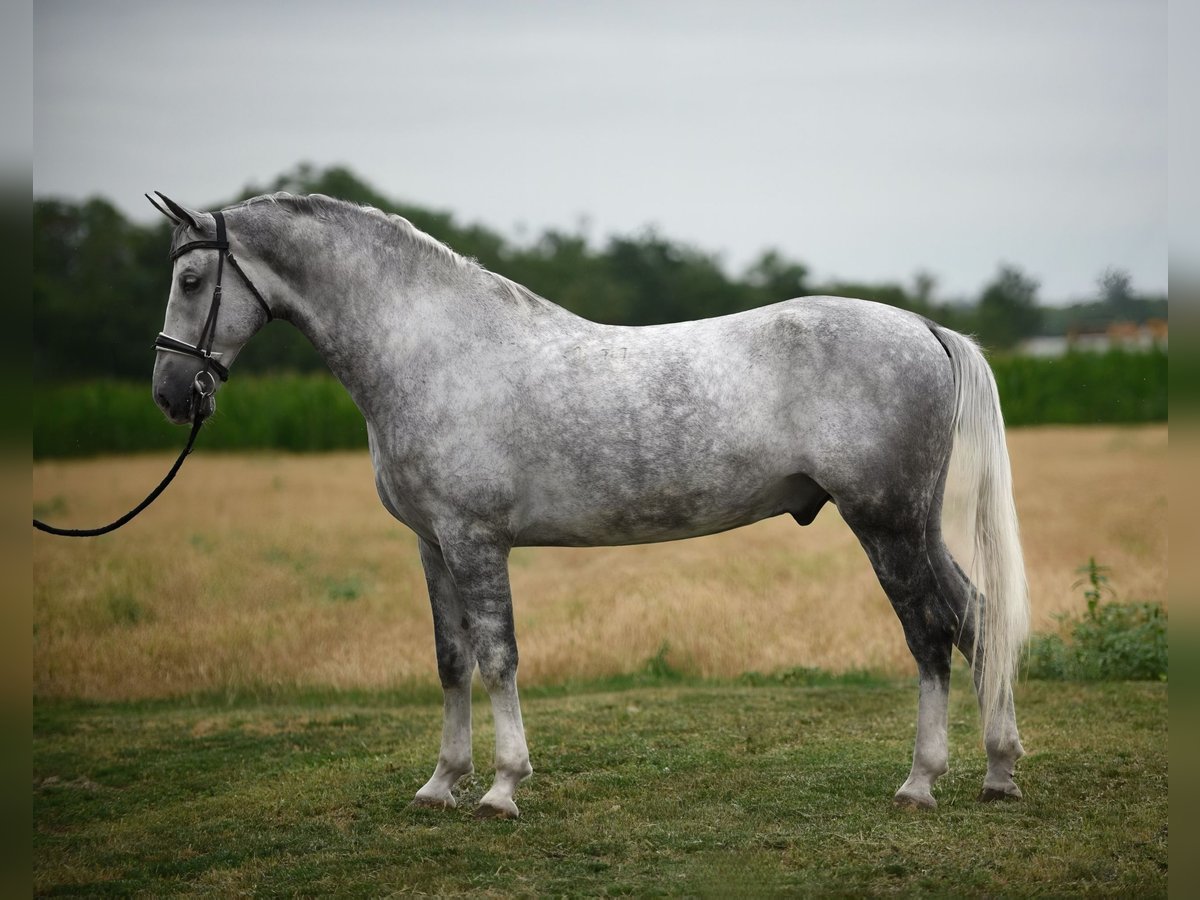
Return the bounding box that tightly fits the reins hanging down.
[33,379,210,537]
[34,206,272,538]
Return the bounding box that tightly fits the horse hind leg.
[845,514,957,809]
[932,547,1025,801]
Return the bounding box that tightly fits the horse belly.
[512,468,828,547]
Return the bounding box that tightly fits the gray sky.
[34,0,1166,303]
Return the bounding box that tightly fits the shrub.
[991,348,1167,426]
[1024,559,1167,681]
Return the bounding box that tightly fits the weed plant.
[1025,558,1167,681]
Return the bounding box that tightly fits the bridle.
[154,210,272,397]
[34,208,273,538]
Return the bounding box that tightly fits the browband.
[170,240,227,260]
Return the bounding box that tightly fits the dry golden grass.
[33,425,1167,700]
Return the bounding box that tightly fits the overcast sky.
[33,0,1166,303]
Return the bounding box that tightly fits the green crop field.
[32,350,1166,458]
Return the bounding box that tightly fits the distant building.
[1019,335,1070,357]
[1018,320,1167,357]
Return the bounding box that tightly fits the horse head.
[148,193,273,424]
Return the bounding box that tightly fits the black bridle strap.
[153,211,272,382]
[196,228,225,355]
[225,252,272,321]
[34,408,204,537]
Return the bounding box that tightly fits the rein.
[34,209,271,538]
[33,376,211,537]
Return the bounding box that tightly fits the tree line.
[33,164,1167,381]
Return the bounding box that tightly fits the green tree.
[602,230,740,325]
[744,249,809,307]
[1098,267,1141,320]
[975,264,1042,350]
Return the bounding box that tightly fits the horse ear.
[152,192,203,231]
[145,193,181,225]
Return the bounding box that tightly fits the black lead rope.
[33,399,206,538]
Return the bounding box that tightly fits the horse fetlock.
[915,751,949,781]
[413,757,474,809]
[509,757,533,779]
[492,758,532,789]
[437,756,474,783]
[413,770,460,809]
[985,730,1024,761]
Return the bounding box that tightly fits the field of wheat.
[32,425,1167,700]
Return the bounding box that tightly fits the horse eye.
[180,273,201,293]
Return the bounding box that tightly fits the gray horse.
[150,192,1028,818]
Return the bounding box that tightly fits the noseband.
[154,210,272,385]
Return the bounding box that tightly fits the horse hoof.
[474,799,520,820]
[977,785,1023,803]
[893,791,937,810]
[412,793,456,810]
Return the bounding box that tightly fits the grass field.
[34,676,1167,895]
[33,425,1168,700]
[32,425,1169,894]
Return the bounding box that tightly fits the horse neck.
[237,207,580,415]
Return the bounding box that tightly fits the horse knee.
[476,642,518,692]
[436,645,474,689]
[464,609,519,690]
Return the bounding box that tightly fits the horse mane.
[229,192,550,309]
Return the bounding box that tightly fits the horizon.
[34,166,1167,309]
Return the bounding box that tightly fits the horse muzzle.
[153,365,218,425]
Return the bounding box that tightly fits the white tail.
[937,328,1029,735]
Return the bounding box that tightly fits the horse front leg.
[440,534,533,819]
[413,537,476,809]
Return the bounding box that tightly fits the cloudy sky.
[34,0,1166,303]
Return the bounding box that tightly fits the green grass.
[34,674,1167,896]
[33,350,1167,457]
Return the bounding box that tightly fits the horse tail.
[936,327,1029,736]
